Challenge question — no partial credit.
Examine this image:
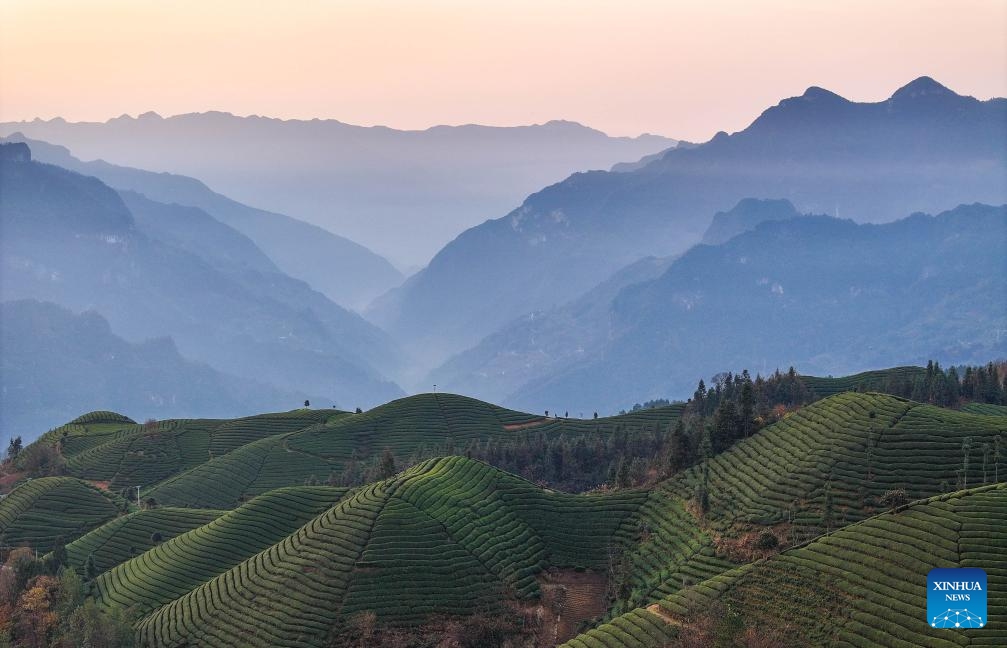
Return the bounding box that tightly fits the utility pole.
[135,485,141,509]
[433,384,437,394]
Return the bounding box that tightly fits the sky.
[1,0,1005,141]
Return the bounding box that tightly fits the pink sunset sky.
[1,0,1005,141]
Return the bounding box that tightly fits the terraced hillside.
[617,392,1006,611]
[0,477,122,552]
[64,507,223,575]
[134,457,646,647]
[801,366,925,398]
[47,409,342,493]
[963,402,1007,416]
[93,486,348,616]
[144,393,684,508]
[566,483,1007,647]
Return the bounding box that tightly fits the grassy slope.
[64,507,223,575]
[144,393,684,508]
[93,486,348,616]
[567,483,1006,648]
[51,409,341,494]
[0,477,122,552]
[617,393,1005,613]
[135,457,646,647]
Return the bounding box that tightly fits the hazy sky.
[2,0,1005,140]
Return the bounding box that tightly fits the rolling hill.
[0,477,123,552]
[369,77,1007,368]
[91,486,349,616]
[64,507,223,576]
[141,393,683,508]
[614,392,1007,615]
[1,383,1004,646]
[133,456,646,647]
[566,482,1007,647]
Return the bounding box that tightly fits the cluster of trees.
[0,547,134,648]
[828,361,1006,408]
[313,428,674,492]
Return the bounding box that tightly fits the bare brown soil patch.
[503,418,549,431]
[535,568,609,646]
[86,480,112,491]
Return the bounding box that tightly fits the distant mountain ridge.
[0,300,316,440]
[0,133,403,310]
[369,77,1007,370]
[0,115,676,267]
[0,144,404,430]
[701,198,804,245]
[501,203,1007,413]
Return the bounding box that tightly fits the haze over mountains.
[0,116,675,269]
[0,300,313,437]
[370,77,1007,369]
[495,204,1007,413]
[1,76,1005,441]
[0,142,402,435]
[0,133,403,310]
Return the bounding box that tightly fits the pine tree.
[668,419,690,473]
[740,380,755,437]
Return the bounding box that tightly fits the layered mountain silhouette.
[0,143,403,435]
[0,116,675,268]
[700,198,805,245]
[369,78,1007,369]
[490,203,1006,413]
[0,300,316,438]
[0,134,402,310]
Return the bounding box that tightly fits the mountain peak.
[890,76,955,101]
[800,86,847,102]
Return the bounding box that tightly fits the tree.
[712,399,738,453]
[84,555,97,581]
[379,448,397,479]
[16,575,59,648]
[693,379,708,415]
[740,380,755,437]
[304,400,310,408]
[355,407,363,414]
[6,436,22,460]
[668,420,691,473]
[879,488,909,511]
[61,598,135,648]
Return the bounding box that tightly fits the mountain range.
[487,203,1007,413]
[0,116,675,268]
[0,300,314,436]
[0,133,402,310]
[369,77,1007,370]
[0,142,402,438]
